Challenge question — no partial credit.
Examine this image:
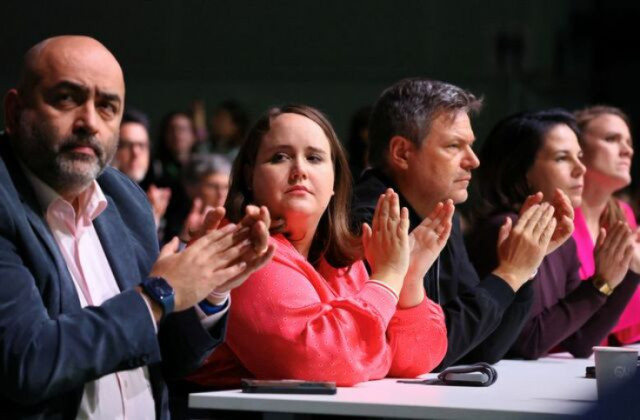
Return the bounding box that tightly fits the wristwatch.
[141,277,175,321]
[592,275,614,296]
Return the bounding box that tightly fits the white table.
[189,353,600,419]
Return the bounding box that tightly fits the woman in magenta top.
[188,105,451,387]
[573,105,640,345]
[468,109,639,359]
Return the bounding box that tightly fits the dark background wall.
[1,0,639,162]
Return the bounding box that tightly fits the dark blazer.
[0,135,226,419]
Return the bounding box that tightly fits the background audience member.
[114,108,152,184]
[347,105,372,179]
[113,108,171,228]
[188,104,450,388]
[195,99,250,161]
[352,78,555,369]
[184,154,231,209]
[469,109,640,359]
[574,105,640,345]
[157,111,198,174]
[190,99,209,144]
[150,111,198,242]
[179,154,232,242]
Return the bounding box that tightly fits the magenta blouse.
[573,200,640,344]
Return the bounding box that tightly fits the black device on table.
[397,362,498,387]
[241,379,337,395]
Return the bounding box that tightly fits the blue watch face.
[144,277,175,319]
[149,278,173,299]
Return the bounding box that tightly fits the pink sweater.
[189,234,447,387]
[573,201,640,344]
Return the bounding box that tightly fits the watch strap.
[592,274,614,296]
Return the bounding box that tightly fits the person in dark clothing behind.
[468,109,640,359]
[113,108,172,230]
[352,78,561,370]
[194,100,250,161]
[347,105,373,179]
[149,111,198,243]
[113,108,152,185]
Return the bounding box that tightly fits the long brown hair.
[574,105,631,228]
[225,104,361,268]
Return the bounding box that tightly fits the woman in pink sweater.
[189,105,450,387]
[573,105,640,344]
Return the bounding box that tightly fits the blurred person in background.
[149,111,197,243]
[114,108,151,183]
[152,111,197,182]
[113,108,171,228]
[184,154,231,209]
[196,100,250,161]
[190,99,209,144]
[347,105,372,179]
[179,154,232,242]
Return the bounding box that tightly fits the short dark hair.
[477,109,579,214]
[225,104,360,268]
[121,107,150,132]
[368,78,483,169]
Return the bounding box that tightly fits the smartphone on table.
[241,379,337,395]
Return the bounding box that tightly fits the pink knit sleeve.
[386,295,447,377]
[226,254,404,386]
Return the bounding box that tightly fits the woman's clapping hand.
[362,189,410,296]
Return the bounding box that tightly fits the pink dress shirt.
[573,201,640,344]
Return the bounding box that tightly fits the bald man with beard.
[0,36,274,419]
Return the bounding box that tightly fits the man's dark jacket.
[351,169,533,370]
[0,135,226,419]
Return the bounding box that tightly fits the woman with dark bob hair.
[188,105,450,387]
[468,109,640,359]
